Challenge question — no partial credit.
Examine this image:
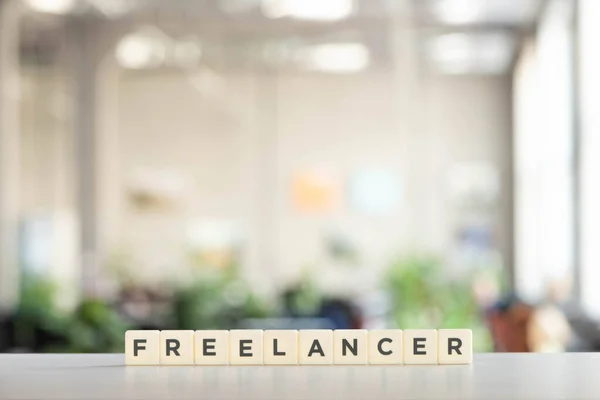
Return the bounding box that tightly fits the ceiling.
[20,0,542,27]
[18,0,544,73]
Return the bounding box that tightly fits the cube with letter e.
[195,330,229,365]
[403,330,438,365]
[229,330,264,365]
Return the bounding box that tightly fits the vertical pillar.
[66,17,123,298]
[67,18,101,297]
[571,0,582,304]
[255,71,279,286]
[389,1,423,250]
[0,0,21,311]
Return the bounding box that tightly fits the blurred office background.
[0,0,595,353]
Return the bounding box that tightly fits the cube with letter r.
[160,331,195,365]
[437,329,473,365]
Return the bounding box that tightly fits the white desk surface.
[0,353,598,399]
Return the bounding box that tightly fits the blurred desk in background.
[240,317,334,330]
[1,353,600,399]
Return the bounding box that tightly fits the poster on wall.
[186,219,243,270]
[349,168,401,216]
[127,167,193,212]
[446,162,501,275]
[446,162,500,213]
[323,225,360,265]
[292,169,339,213]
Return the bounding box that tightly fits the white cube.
[125,330,160,365]
[437,329,473,365]
[333,330,367,365]
[195,330,229,365]
[368,329,403,365]
[263,330,299,365]
[229,330,264,365]
[298,330,333,365]
[403,329,438,365]
[160,330,195,365]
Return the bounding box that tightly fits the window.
[514,0,574,303]
[579,0,600,317]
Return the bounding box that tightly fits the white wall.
[15,61,513,297]
[108,68,512,293]
[111,72,263,285]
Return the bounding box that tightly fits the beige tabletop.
[0,353,598,399]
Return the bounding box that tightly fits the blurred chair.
[317,298,363,330]
[485,296,533,352]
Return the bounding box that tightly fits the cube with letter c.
[368,329,403,365]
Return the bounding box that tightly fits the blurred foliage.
[283,267,322,317]
[13,274,129,353]
[13,256,497,353]
[14,267,274,352]
[170,268,274,330]
[66,299,129,353]
[14,275,71,350]
[385,256,494,352]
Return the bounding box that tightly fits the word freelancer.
[126,329,472,366]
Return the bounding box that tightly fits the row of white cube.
[126,329,472,366]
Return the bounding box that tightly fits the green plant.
[170,269,275,330]
[282,267,322,317]
[65,299,129,353]
[16,274,129,353]
[14,274,70,351]
[171,272,232,330]
[385,256,493,351]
